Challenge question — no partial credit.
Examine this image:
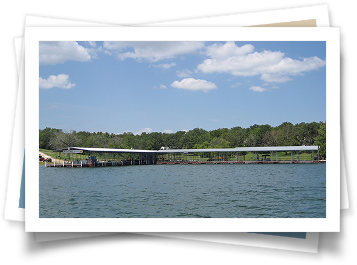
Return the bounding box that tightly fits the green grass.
[39,148,129,162]
[39,149,57,157]
[40,149,88,162]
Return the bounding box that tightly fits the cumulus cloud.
[163,129,173,133]
[197,42,325,84]
[171,78,217,92]
[87,41,97,47]
[206,42,254,59]
[198,49,285,76]
[39,74,76,89]
[160,84,167,89]
[39,41,91,65]
[249,86,267,92]
[102,41,205,62]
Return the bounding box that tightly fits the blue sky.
[39,41,326,135]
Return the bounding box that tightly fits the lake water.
[39,163,326,218]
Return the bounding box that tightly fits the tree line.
[39,121,326,157]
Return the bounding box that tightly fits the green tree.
[40,121,326,152]
[193,141,210,149]
[262,130,278,146]
[144,132,163,150]
[146,140,153,150]
[244,124,272,147]
[173,130,186,149]
[210,128,228,138]
[210,138,230,148]
[313,122,326,158]
[39,127,62,149]
[181,128,208,149]
[276,122,298,146]
[49,130,81,150]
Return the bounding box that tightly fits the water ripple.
[39,164,326,218]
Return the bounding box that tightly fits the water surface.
[39,163,326,218]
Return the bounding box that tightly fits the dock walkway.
[156,160,326,165]
[45,159,326,167]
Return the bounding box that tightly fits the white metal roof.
[67,146,319,154]
[156,146,319,153]
[70,147,157,153]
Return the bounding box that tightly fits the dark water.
[39,164,326,218]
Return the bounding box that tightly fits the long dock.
[46,160,140,168]
[45,159,326,167]
[156,160,326,165]
[45,146,325,168]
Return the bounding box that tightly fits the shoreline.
[39,151,64,164]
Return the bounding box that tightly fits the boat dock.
[46,161,130,167]
[45,146,325,168]
[156,160,325,165]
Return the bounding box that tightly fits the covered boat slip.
[48,147,158,167]
[46,146,323,167]
[156,146,321,164]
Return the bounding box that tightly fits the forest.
[39,121,326,157]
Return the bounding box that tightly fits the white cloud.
[163,129,173,133]
[249,86,267,92]
[152,62,176,69]
[197,42,325,84]
[153,84,167,89]
[260,73,292,83]
[205,42,254,59]
[39,74,76,89]
[176,69,193,77]
[171,78,217,92]
[39,41,91,65]
[103,41,205,62]
[87,41,97,47]
[198,49,285,76]
[262,56,326,74]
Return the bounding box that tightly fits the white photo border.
[25,27,340,232]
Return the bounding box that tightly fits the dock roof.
[70,147,157,153]
[57,146,319,154]
[156,146,319,153]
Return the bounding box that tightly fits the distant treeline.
[39,121,326,157]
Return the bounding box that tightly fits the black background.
[0,1,356,258]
